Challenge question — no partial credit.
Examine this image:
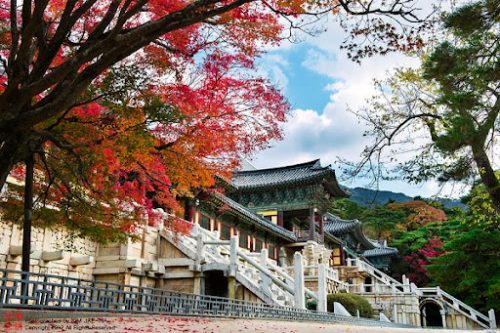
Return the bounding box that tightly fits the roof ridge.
[324,212,361,224]
[233,159,323,175]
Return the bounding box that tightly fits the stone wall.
[363,293,421,326]
[0,217,97,280]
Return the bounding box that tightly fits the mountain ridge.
[346,187,466,209]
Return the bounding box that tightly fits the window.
[220,223,231,240]
[268,244,277,260]
[239,230,248,249]
[199,214,210,230]
[330,247,342,266]
[255,238,263,252]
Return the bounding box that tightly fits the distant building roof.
[362,246,398,258]
[323,214,361,234]
[323,213,377,250]
[323,213,399,258]
[238,159,257,171]
[231,160,348,197]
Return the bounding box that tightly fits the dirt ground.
[3,315,497,333]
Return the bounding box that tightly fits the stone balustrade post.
[402,274,410,292]
[440,309,447,328]
[489,309,497,329]
[260,249,272,297]
[228,236,239,300]
[293,252,305,309]
[195,233,204,265]
[317,263,327,312]
[229,236,238,277]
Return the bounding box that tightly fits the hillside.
[346,187,466,209]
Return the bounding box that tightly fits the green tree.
[351,0,500,212]
[426,178,499,314]
[330,198,366,220]
[330,198,406,239]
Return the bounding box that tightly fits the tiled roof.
[209,192,297,241]
[323,212,377,250]
[362,246,398,257]
[323,213,361,234]
[231,160,348,197]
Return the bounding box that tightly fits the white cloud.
[257,54,290,92]
[250,17,466,198]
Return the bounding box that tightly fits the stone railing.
[419,287,495,329]
[346,258,496,329]
[346,258,406,292]
[0,268,413,328]
[164,223,318,308]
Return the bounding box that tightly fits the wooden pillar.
[184,199,196,222]
[309,207,315,241]
[319,214,324,243]
[277,211,284,227]
[340,247,345,266]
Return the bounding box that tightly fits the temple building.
[185,160,397,270]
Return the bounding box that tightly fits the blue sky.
[248,20,467,199]
[257,45,333,112]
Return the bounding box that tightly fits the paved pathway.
[4,315,494,333]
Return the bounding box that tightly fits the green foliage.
[331,198,405,239]
[426,176,500,314]
[330,198,365,220]
[306,299,317,311]
[361,206,406,239]
[427,224,500,314]
[354,0,500,211]
[391,219,461,255]
[327,293,374,318]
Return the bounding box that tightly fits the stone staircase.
[419,287,494,329]
[163,223,319,307]
[345,258,495,329]
[160,218,495,329]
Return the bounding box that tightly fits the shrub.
[327,293,374,318]
[306,299,317,310]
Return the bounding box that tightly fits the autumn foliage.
[388,200,447,231]
[0,0,294,242]
[404,238,444,285]
[0,1,427,242]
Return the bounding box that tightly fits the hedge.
[326,293,374,318]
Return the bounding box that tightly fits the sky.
[247,7,467,199]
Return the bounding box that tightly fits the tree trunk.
[22,154,34,272]
[472,145,500,213]
[0,135,31,192]
[21,154,34,304]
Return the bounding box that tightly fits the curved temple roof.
[362,247,398,258]
[323,213,398,258]
[231,160,348,197]
[323,213,377,250]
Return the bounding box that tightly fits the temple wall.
[363,293,421,326]
[0,216,97,280]
[445,311,480,330]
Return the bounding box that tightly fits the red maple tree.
[404,237,445,285]
[0,1,428,245]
